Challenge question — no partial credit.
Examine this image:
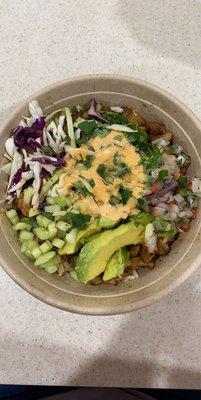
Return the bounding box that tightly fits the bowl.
[0,74,200,315]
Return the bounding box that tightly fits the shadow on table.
[117,0,201,69]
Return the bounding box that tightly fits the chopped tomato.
[180,222,191,232]
[150,182,161,194]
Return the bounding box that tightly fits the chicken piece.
[140,245,155,263]
[150,131,173,143]
[124,107,147,127]
[90,275,103,285]
[130,257,155,269]
[15,194,31,217]
[147,122,166,135]
[130,244,141,257]
[156,238,170,255]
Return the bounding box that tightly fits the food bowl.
[0,74,200,315]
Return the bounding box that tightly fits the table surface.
[0,0,201,389]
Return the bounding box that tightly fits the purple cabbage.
[146,180,178,200]
[31,156,66,168]
[88,98,109,123]
[38,201,46,211]
[40,167,51,179]
[9,167,28,190]
[13,117,45,150]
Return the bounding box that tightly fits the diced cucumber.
[40,255,60,269]
[29,208,40,217]
[34,227,50,240]
[44,205,61,214]
[45,264,58,274]
[46,196,56,205]
[21,242,28,254]
[57,229,66,239]
[34,251,56,266]
[52,237,65,249]
[6,209,19,225]
[56,221,71,232]
[48,222,57,239]
[26,240,38,250]
[14,222,32,231]
[19,231,34,241]
[31,247,43,259]
[23,187,34,205]
[54,195,71,208]
[24,250,35,260]
[36,214,52,228]
[39,240,52,254]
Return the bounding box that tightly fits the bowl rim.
[0,73,201,315]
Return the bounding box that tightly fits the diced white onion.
[110,106,124,113]
[125,270,139,282]
[74,128,81,140]
[192,177,201,197]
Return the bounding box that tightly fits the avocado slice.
[99,217,120,229]
[75,222,144,283]
[103,247,130,281]
[58,221,100,255]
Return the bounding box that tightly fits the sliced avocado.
[99,217,120,229]
[103,247,130,281]
[75,222,144,283]
[58,221,100,255]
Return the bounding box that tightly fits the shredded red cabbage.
[38,201,46,211]
[88,98,109,123]
[9,167,28,190]
[13,117,45,150]
[146,180,178,200]
[40,167,51,179]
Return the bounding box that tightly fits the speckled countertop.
[0,0,201,389]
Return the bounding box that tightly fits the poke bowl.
[0,74,200,315]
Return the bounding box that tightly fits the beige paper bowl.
[0,74,200,315]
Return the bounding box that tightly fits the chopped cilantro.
[88,178,95,187]
[78,120,97,134]
[41,212,53,220]
[82,154,94,169]
[66,212,91,230]
[109,196,121,206]
[113,153,131,177]
[179,187,189,198]
[71,181,92,197]
[101,111,128,125]
[20,217,38,228]
[114,134,123,141]
[142,147,162,173]
[137,198,146,212]
[178,175,187,187]
[158,169,169,182]
[97,164,110,183]
[157,229,177,238]
[95,128,109,137]
[134,212,154,225]
[118,187,132,205]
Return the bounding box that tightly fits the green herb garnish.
[157,229,177,238]
[71,181,92,197]
[78,120,97,135]
[134,212,154,225]
[82,154,95,169]
[20,217,38,228]
[137,198,146,212]
[109,196,121,206]
[101,111,128,125]
[178,175,187,187]
[97,164,111,183]
[67,212,91,230]
[118,187,132,205]
[158,169,169,182]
